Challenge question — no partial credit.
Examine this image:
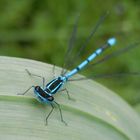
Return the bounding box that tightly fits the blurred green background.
[0,0,140,110]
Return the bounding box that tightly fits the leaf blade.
[0,56,140,140]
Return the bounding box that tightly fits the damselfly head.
[34,86,41,92]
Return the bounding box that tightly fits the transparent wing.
[68,42,140,81]
[88,42,140,68]
[68,72,140,81]
[61,14,80,75]
[62,12,109,75]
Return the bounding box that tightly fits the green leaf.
[134,104,140,115]
[0,56,140,140]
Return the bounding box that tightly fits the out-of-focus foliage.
[0,0,140,107]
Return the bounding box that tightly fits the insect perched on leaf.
[18,13,140,125]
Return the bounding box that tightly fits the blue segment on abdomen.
[65,49,102,79]
[87,48,102,61]
[96,48,102,54]
[87,53,96,61]
[64,38,116,79]
[78,60,88,69]
[65,69,77,78]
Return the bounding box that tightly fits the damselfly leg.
[17,86,34,95]
[54,101,67,126]
[25,69,45,88]
[45,103,54,125]
[58,88,75,101]
[45,102,67,126]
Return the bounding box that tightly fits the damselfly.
[18,13,140,125]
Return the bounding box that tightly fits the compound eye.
[58,77,62,81]
[48,96,54,101]
[35,86,40,91]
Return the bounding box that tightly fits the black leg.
[17,86,34,95]
[45,103,54,125]
[54,101,67,126]
[58,88,75,101]
[58,88,71,100]
[25,69,45,88]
